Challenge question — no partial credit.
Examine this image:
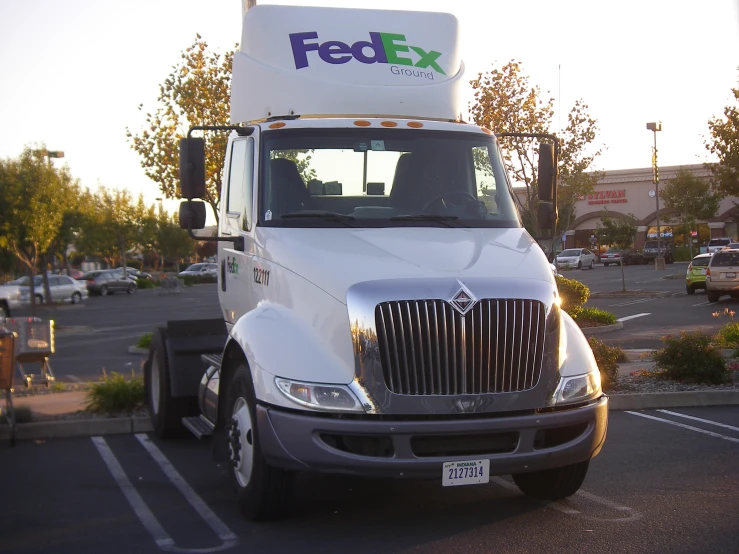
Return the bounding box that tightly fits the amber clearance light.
[380,121,398,127]
[269,122,286,129]
[353,120,371,127]
[407,121,424,128]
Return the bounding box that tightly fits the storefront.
[562,164,737,255]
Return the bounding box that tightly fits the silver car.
[556,248,597,270]
[178,263,218,278]
[20,275,89,305]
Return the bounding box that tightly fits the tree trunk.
[41,253,53,305]
[620,256,626,293]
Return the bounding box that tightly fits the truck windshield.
[259,128,521,228]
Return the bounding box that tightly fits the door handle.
[221,259,226,292]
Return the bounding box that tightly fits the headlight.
[275,378,364,412]
[551,371,601,405]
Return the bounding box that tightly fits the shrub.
[556,275,590,318]
[653,331,729,384]
[587,337,621,391]
[0,404,33,424]
[712,308,739,348]
[136,278,157,289]
[86,370,145,414]
[574,307,618,326]
[136,332,153,349]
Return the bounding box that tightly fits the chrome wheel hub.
[228,397,254,488]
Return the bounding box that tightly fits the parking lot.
[1,406,738,553]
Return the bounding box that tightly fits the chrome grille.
[375,299,546,395]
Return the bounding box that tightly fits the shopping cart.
[2,317,55,387]
[0,327,17,445]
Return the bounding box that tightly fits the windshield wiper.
[280,211,356,226]
[390,214,465,227]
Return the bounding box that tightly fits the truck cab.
[145,4,607,521]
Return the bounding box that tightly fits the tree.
[0,146,68,306]
[596,212,638,292]
[705,74,739,196]
[661,167,722,258]
[469,61,603,237]
[127,35,235,224]
[156,214,196,270]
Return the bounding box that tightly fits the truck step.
[201,353,222,369]
[182,415,215,439]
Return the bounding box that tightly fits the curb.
[0,417,153,441]
[581,322,624,336]
[128,346,150,355]
[608,390,739,410]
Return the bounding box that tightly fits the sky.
[1,0,738,219]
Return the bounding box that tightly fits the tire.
[100,285,108,296]
[0,302,8,319]
[589,260,594,270]
[603,263,609,267]
[577,261,582,270]
[512,460,590,501]
[686,284,695,295]
[145,327,197,439]
[707,291,721,303]
[226,364,294,521]
[71,292,82,304]
[127,285,135,294]
[35,294,43,304]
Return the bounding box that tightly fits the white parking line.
[625,411,739,443]
[608,298,655,307]
[617,313,651,322]
[65,374,84,384]
[692,301,712,307]
[92,435,238,552]
[489,477,642,521]
[656,410,739,433]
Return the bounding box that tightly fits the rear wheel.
[226,364,294,521]
[603,263,610,267]
[145,328,197,438]
[686,284,695,295]
[100,285,108,296]
[707,291,721,303]
[589,260,594,270]
[512,460,590,500]
[71,292,82,304]
[0,301,8,319]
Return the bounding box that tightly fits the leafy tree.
[661,167,722,258]
[0,146,68,305]
[469,60,603,236]
[156,214,196,270]
[596,212,637,292]
[127,35,235,224]
[705,74,739,196]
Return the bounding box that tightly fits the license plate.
[726,273,736,279]
[442,459,490,487]
[701,269,707,275]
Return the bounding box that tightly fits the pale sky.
[1,0,738,218]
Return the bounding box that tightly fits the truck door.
[218,135,257,325]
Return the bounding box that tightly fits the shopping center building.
[560,163,737,254]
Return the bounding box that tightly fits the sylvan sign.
[290,32,445,77]
[586,189,627,205]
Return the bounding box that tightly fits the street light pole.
[646,122,663,269]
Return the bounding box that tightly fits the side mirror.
[537,201,557,232]
[179,201,206,230]
[179,138,206,199]
[537,142,556,203]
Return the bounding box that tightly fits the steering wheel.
[421,191,479,214]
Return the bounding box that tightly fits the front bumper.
[257,395,608,479]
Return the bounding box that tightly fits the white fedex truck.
[146,4,608,521]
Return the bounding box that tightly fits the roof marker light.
[269,122,286,129]
[380,121,397,127]
[354,120,371,127]
[407,121,424,128]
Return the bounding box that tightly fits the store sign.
[586,189,627,205]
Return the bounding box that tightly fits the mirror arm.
[184,200,244,251]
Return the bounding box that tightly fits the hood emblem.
[450,285,476,315]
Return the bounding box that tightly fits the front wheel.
[71,292,82,304]
[127,284,135,294]
[589,260,594,270]
[577,261,582,270]
[226,364,294,521]
[512,460,590,500]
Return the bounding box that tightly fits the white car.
[178,263,219,278]
[19,275,89,305]
[707,237,732,254]
[556,248,597,270]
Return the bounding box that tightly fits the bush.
[712,308,739,348]
[587,337,621,391]
[574,307,618,326]
[556,275,590,318]
[136,332,153,349]
[653,331,729,384]
[86,370,145,414]
[136,278,157,289]
[178,274,217,286]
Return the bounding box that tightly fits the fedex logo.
[289,32,445,75]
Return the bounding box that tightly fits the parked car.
[555,248,597,270]
[0,284,22,318]
[178,263,219,278]
[707,237,732,254]
[19,275,89,305]
[685,253,712,295]
[722,242,739,251]
[601,247,644,266]
[84,270,137,296]
[642,240,674,264]
[118,267,152,280]
[705,249,739,302]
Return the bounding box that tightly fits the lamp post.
[44,150,64,165]
[646,122,663,269]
